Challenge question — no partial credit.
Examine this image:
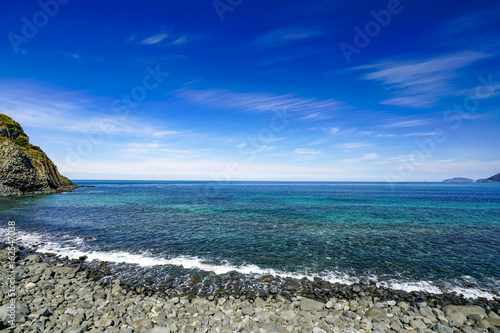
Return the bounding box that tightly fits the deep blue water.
[1,181,499,298]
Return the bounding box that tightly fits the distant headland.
[443,173,500,183]
[0,114,77,196]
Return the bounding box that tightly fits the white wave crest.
[4,228,498,300]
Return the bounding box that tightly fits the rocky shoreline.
[1,244,499,333]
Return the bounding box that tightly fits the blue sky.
[1,0,500,181]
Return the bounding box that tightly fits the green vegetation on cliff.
[0,113,76,196]
[0,114,23,133]
[0,114,45,159]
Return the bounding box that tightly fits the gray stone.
[299,298,324,311]
[432,323,453,333]
[0,301,30,324]
[358,299,369,307]
[344,310,357,319]
[67,328,83,333]
[489,311,500,320]
[111,279,122,295]
[365,307,387,319]
[264,323,280,332]
[279,310,295,321]
[341,329,359,333]
[419,306,433,317]
[399,302,410,312]
[146,328,171,333]
[448,311,467,325]
[53,266,79,275]
[391,321,402,331]
[461,326,479,333]
[25,282,37,289]
[443,305,487,319]
[476,319,491,328]
[241,307,254,316]
[94,318,114,328]
[37,308,51,318]
[468,314,483,321]
[487,318,500,327]
[375,302,388,308]
[410,319,427,330]
[26,254,42,263]
[313,328,327,333]
[131,317,153,331]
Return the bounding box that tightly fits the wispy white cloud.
[175,88,347,119]
[294,148,320,155]
[141,33,169,45]
[0,82,182,137]
[172,35,188,45]
[336,142,373,149]
[388,154,432,163]
[383,118,432,129]
[359,51,490,108]
[121,142,194,155]
[253,27,324,48]
[403,132,440,137]
[152,131,182,137]
[342,153,378,163]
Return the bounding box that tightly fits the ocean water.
[1,181,499,299]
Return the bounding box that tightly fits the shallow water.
[1,181,499,299]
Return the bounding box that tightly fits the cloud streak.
[253,27,324,48]
[141,33,169,45]
[175,88,347,119]
[359,51,490,108]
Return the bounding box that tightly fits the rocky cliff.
[0,114,76,196]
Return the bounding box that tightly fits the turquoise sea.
[1,181,499,299]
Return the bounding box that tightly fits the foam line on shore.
[4,228,499,300]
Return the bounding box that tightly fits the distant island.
[443,173,500,183]
[482,173,500,183]
[0,114,76,196]
[443,177,474,183]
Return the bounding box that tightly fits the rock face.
[0,114,76,196]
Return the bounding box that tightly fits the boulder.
[299,298,324,311]
[0,301,30,325]
[364,307,387,319]
[432,323,453,333]
[487,318,500,327]
[53,266,79,275]
[443,305,486,319]
[26,254,41,263]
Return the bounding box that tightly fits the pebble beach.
[1,245,499,333]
